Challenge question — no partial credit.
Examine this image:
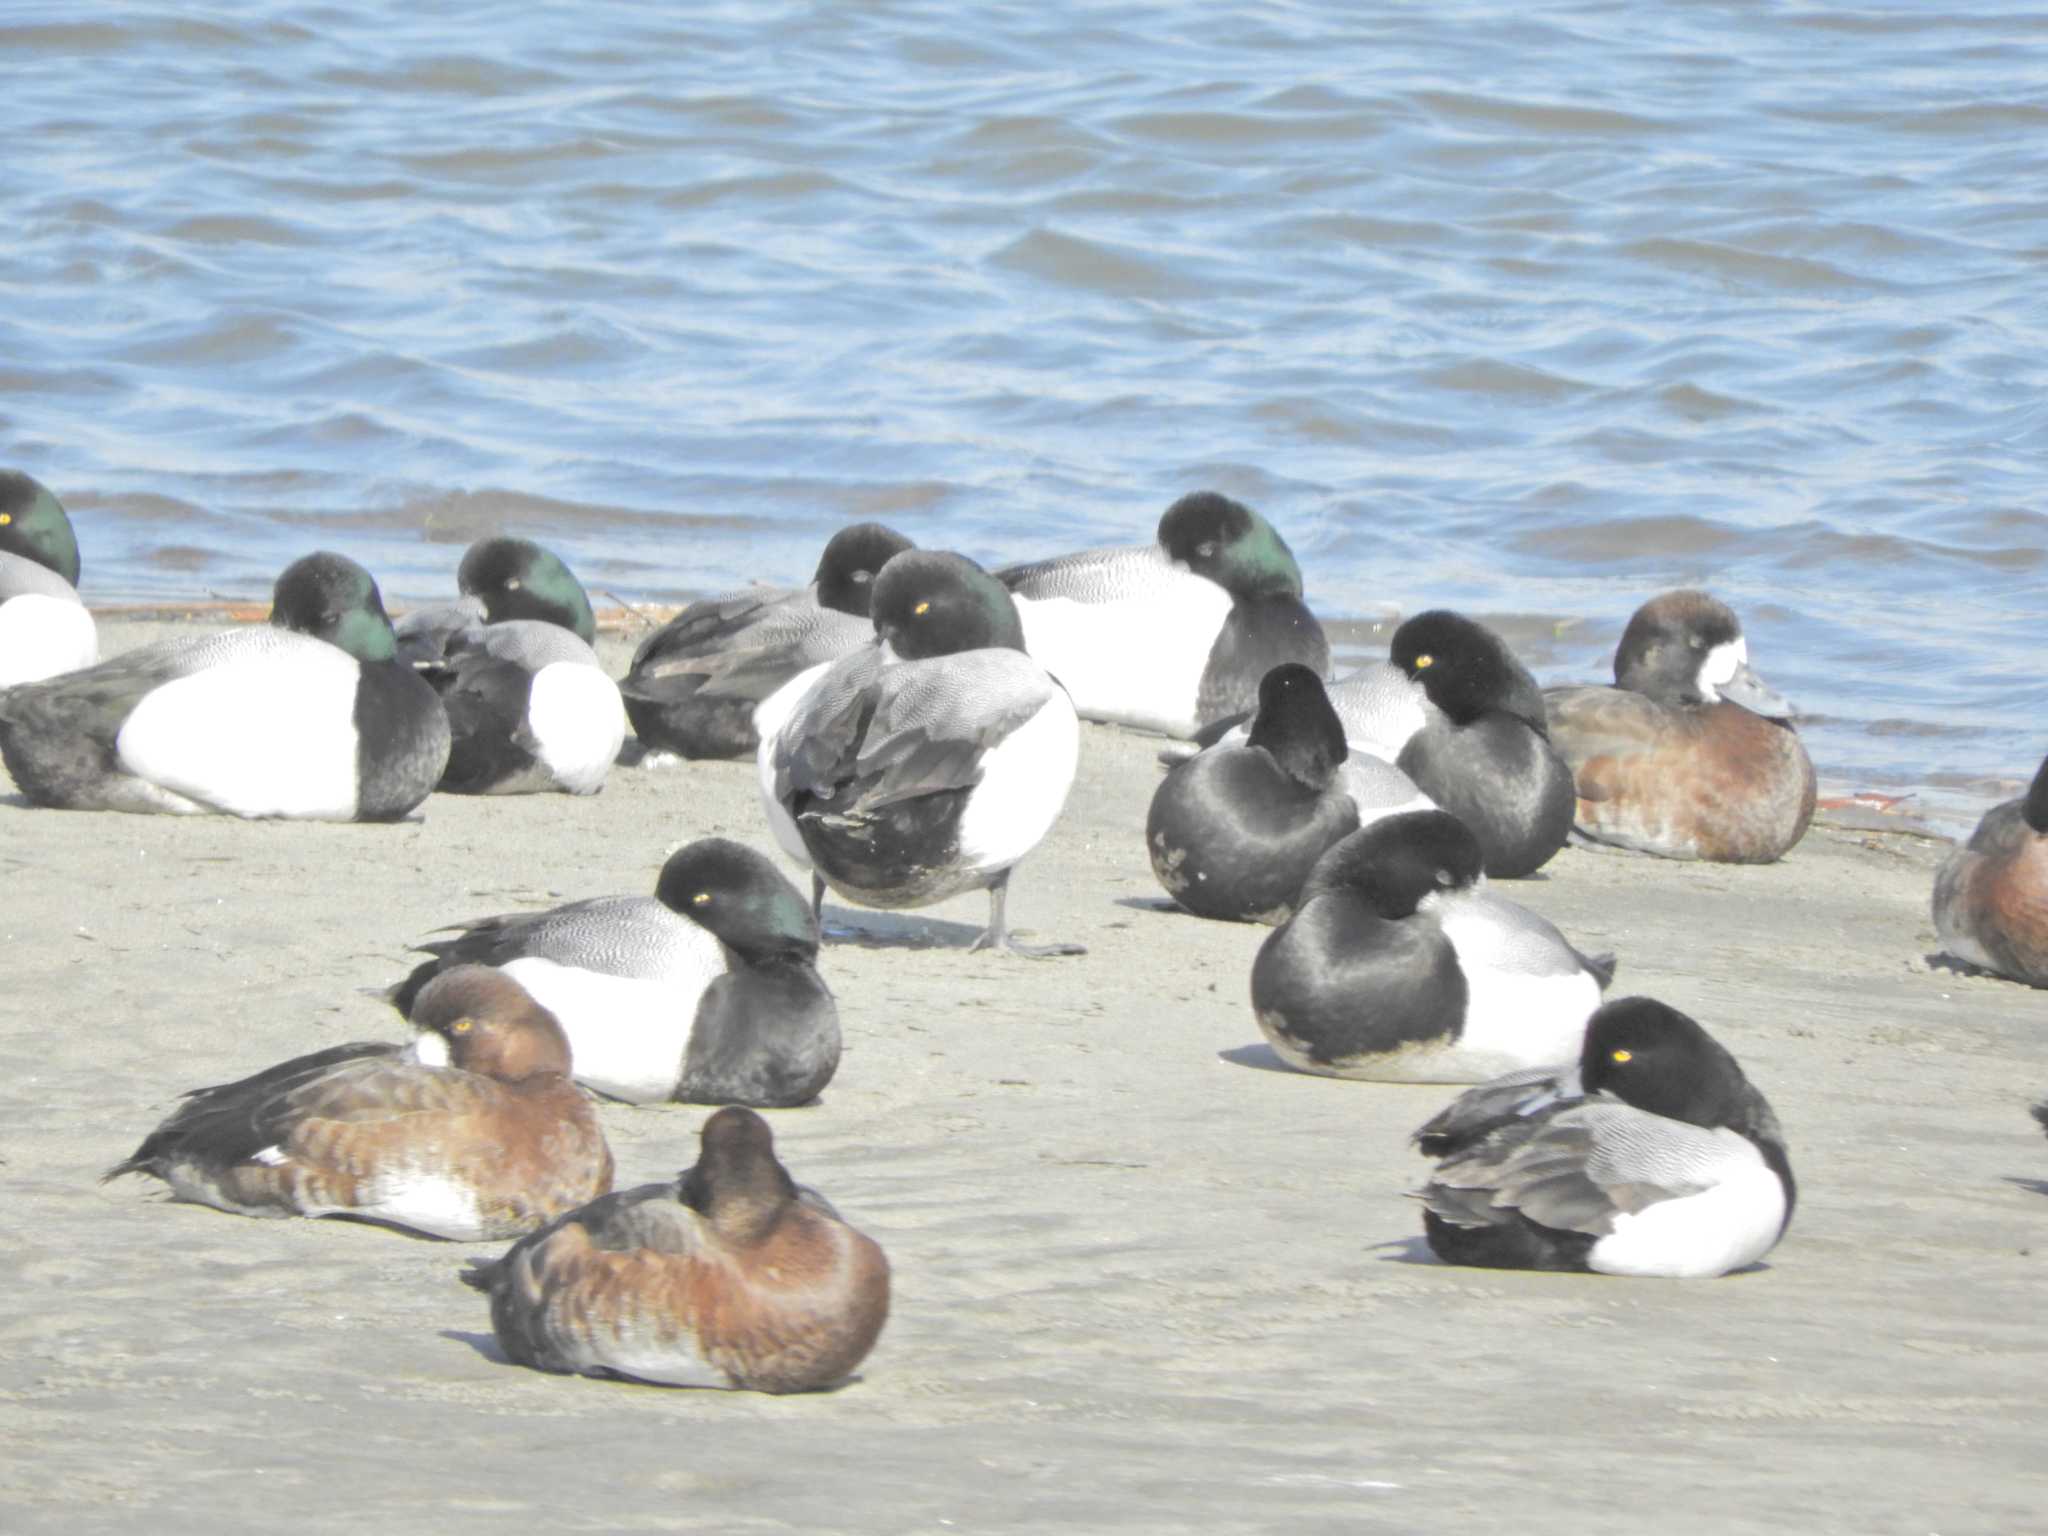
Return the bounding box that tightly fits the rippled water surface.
[4,1,2044,823]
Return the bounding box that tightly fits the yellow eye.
[505,578,522,590]
[913,600,931,616]
[451,1018,474,1034]
[1610,1048,1632,1063]
[0,512,11,526]
[691,891,711,906]
[1414,654,1434,669]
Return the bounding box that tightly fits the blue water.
[3,1,2045,824]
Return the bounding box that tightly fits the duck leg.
[971,869,1085,958]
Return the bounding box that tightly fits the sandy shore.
[2,613,2043,1534]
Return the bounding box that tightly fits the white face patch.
[410,1031,451,1069]
[1697,637,1748,701]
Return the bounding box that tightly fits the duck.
[757,548,1082,956]
[0,551,450,819]
[390,837,840,1107]
[1413,995,1794,1277]
[1147,663,1430,924]
[394,535,598,664]
[0,469,97,686]
[1931,752,2048,985]
[1323,611,1574,879]
[426,619,625,795]
[1252,810,1611,1082]
[103,966,613,1242]
[619,522,914,759]
[1543,590,1816,862]
[462,1105,889,1392]
[996,491,1328,739]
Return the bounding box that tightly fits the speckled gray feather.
[416,896,727,984]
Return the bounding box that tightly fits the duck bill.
[1719,662,1794,719]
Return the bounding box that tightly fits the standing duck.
[757,549,1081,956]
[1543,591,1815,862]
[997,491,1328,739]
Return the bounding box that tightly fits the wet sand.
[2,614,2043,1534]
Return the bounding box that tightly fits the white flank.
[500,955,707,1104]
[1429,894,1602,1080]
[1590,1144,1786,1278]
[114,640,361,819]
[528,661,626,794]
[1011,577,1231,737]
[1698,637,1749,701]
[0,592,99,686]
[954,686,1080,874]
[251,1145,289,1167]
[754,660,833,869]
[344,1168,489,1242]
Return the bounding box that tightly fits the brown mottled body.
[1544,590,1815,863]
[1547,689,1816,862]
[1933,765,2048,985]
[106,968,613,1241]
[467,1107,889,1393]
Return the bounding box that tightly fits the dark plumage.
[621,523,914,758]
[1146,663,1360,924]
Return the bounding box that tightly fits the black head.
[408,964,575,1082]
[1577,996,1751,1128]
[870,549,1025,658]
[0,469,81,586]
[456,537,596,642]
[1300,809,1483,918]
[2023,753,2048,835]
[654,836,820,960]
[1156,491,1304,601]
[1611,590,1745,704]
[814,523,915,618]
[1390,611,1548,732]
[1244,663,1347,789]
[678,1106,800,1241]
[270,551,400,663]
